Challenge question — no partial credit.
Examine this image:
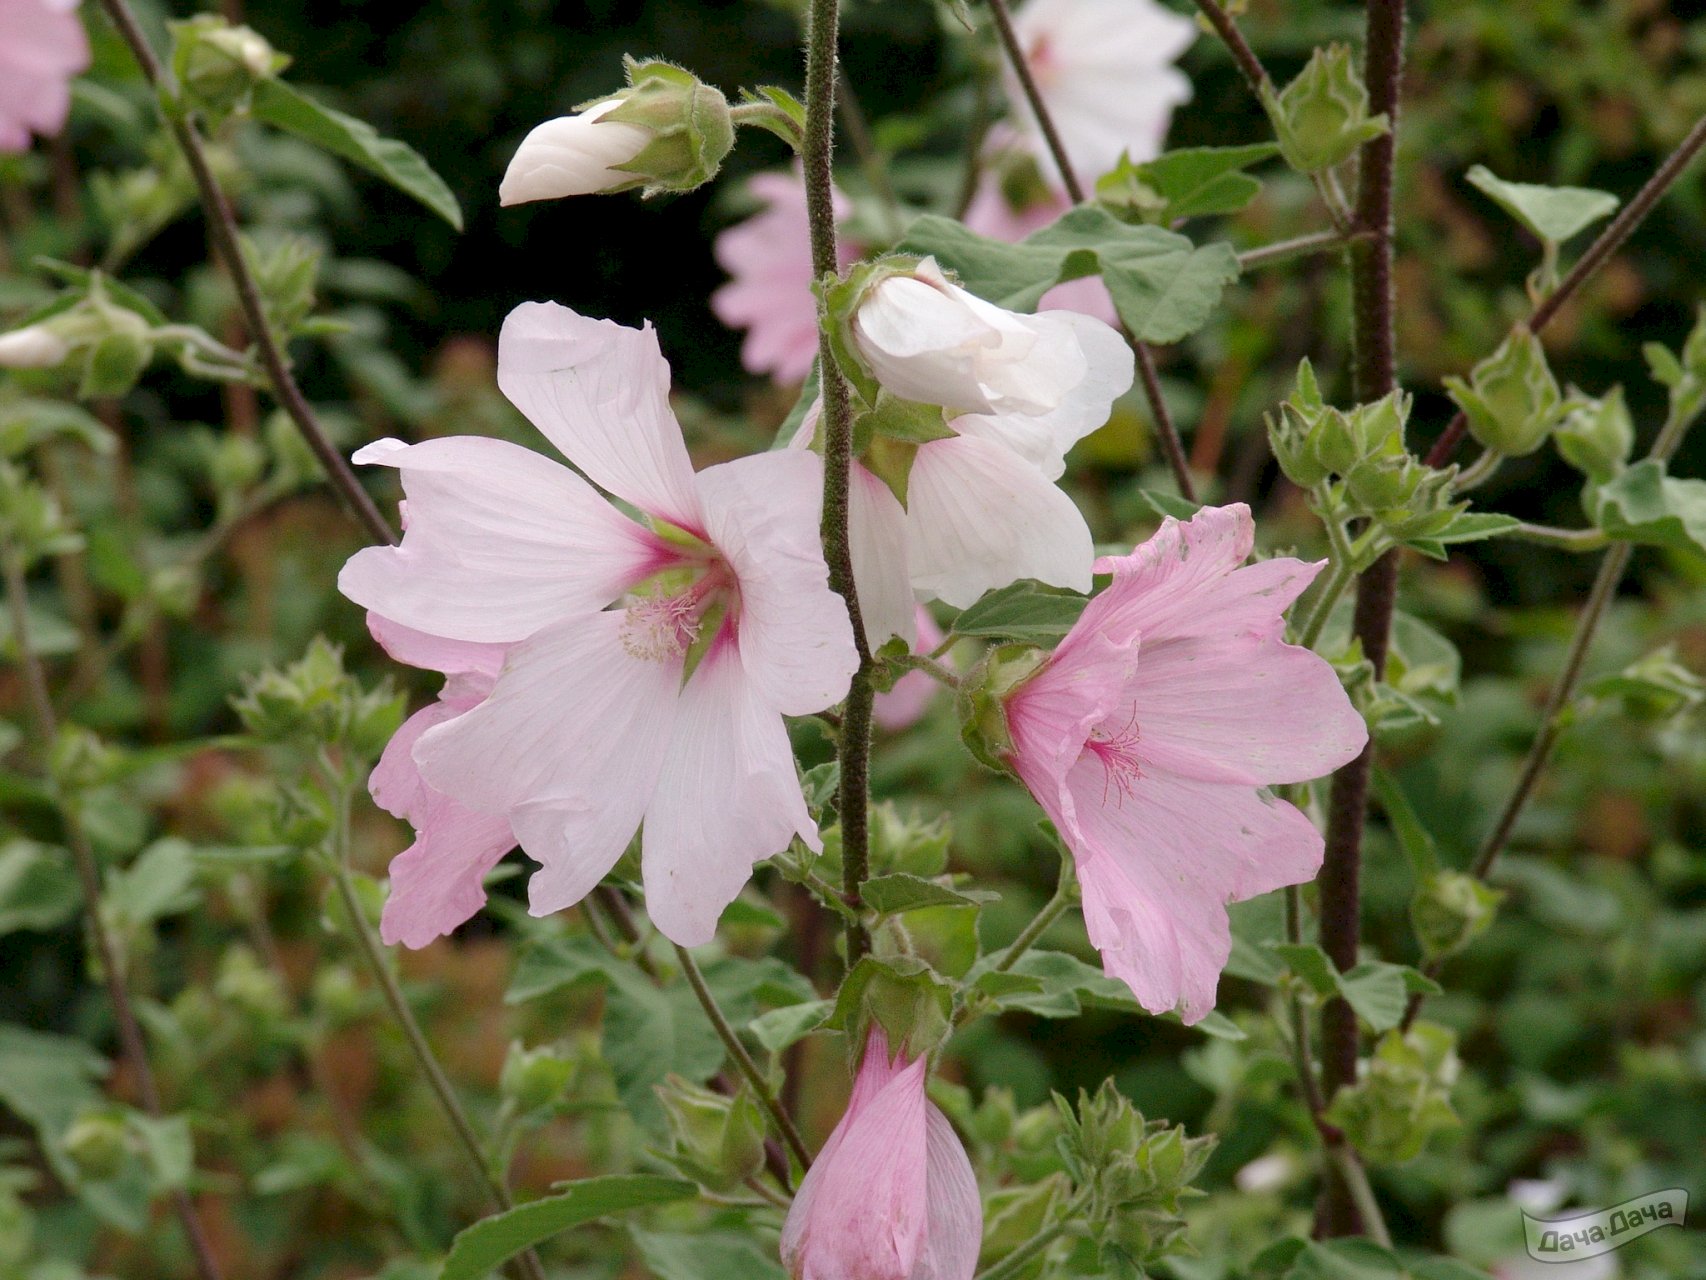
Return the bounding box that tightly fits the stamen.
[620,592,702,662]
[1084,703,1143,806]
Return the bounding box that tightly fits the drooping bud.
[655,1075,767,1192]
[1410,870,1502,963]
[500,59,732,204]
[170,15,287,121]
[1554,385,1634,483]
[0,325,71,370]
[1444,326,1565,457]
[1265,44,1390,174]
[955,643,1049,772]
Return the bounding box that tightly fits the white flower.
[0,324,70,368]
[498,100,651,205]
[1004,0,1196,186]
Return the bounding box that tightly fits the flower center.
[1084,705,1143,806]
[618,563,733,664]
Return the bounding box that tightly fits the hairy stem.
[4,551,228,1280]
[803,0,876,964]
[95,0,397,549]
[982,0,1196,500]
[1426,111,1706,467]
[674,943,814,1170]
[1316,0,1407,1240]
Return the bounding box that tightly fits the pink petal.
[497,302,705,532]
[0,0,88,150]
[1007,630,1140,816]
[640,643,818,946]
[695,449,859,716]
[339,436,664,643]
[411,611,680,918]
[366,614,506,701]
[1065,758,1325,1023]
[916,1105,983,1280]
[904,435,1093,608]
[850,464,919,651]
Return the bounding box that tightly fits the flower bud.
[500,1040,576,1115]
[1266,44,1390,174]
[63,1111,130,1181]
[655,1076,767,1191]
[1410,870,1502,963]
[170,15,286,119]
[500,59,732,204]
[1324,1023,1460,1164]
[1555,386,1634,483]
[1444,326,1564,457]
[0,325,71,369]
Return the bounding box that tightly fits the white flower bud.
[498,100,652,205]
[851,257,1092,418]
[0,325,71,369]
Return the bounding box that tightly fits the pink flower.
[1004,0,1195,187]
[712,171,863,384]
[340,302,858,946]
[781,1029,982,1280]
[999,504,1367,1022]
[961,179,1116,324]
[364,615,516,949]
[0,0,89,152]
[873,609,947,732]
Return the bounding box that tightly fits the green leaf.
[0,839,80,936]
[1280,1238,1407,1279]
[1268,942,1339,996]
[1370,768,1440,878]
[1121,143,1280,222]
[899,206,1239,342]
[130,1113,194,1192]
[631,1228,789,1280]
[1136,488,1203,521]
[951,579,1087,644]
[251,80,463,230]
[1336,962,1416,1032]
[748,999,832,1055]
[861,872,995,916]
[975,950,1144,1018]
[439,1176,696,1280]
[1410,511,1520,547]
[1592,459,1706,556]
[1465,165,1618,246]
[106,838,200,926]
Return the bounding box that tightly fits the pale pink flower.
[961,179,1116,324]
[1004,0,1195,188]
[0,0,89,153]
[499,100,651,204]
[781,1029,982,1280]
[340,302,858,946]
[711,171,862,384]
[873,608,947,731]
[1000,504,1367,1022]
[364,615,516,949]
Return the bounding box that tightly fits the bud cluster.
[232,636,402,758]
[1324,1022,1461,1165]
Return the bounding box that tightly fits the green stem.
[1239,228,1361,271]
[325,779,546,1280]
[890,652,960,688]
[992,858,1077,975]
[674,943,814,1171]
[2,550,228,1280]
[975,1190,1091,1280]
[1296,556,1355,651]
[1510,522,1609,552]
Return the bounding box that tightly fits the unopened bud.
[1444,326,1564,457]
[1266,44,1389,174]
[1410,870,1501,962]
[1555,386,1634,483]
[63,1111,130,1180]
[0,325,72,369]
[500,1040,576,1114]
[171,16,286,119]
[655,1076,767,1191]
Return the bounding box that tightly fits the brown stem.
[1190,0,1274,98]
[3,552,227,1280]
[94,0,398,550]
[1426,111,1706,468]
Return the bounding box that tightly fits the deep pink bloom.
[365,616,516,948]
[781,1029,982,1280]
[1001,504,1367,1022]
[0,0,88,152]
[340,302,858,946]
[712,171,862,384]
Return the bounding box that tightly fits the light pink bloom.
[781,1029,981,1280]
[340,302,858,946]
[711,171,862,384]
[961,179,1116,324]
[365,615,516,949]
[1004,0,1194,187]
[873,608,947,731]
[499,100,650,204]
[1001,504,1367,1022]
[0,0,89,153]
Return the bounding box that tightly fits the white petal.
[498,102,649,204]
[497,301,705,531]
[696,449,858,716]
[412,612,680,916]
[640,644,817,946]
[850,464,920,650]
[338,437,663,644]
[904,435,1093,607]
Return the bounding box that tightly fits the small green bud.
[1555,386,1634,483]
[245,234,321,337]
[215,945,290,1023]
[63,1111,130,1180]
[1266,45,1390,174]
[870,802,952,877]
[1309,408,1362,476]
[1444,326,1565,457]
[48,725,119,792]
[170,16,287,121]
[1410,870,1502,962]
[955,644,1048,772]
[311,963,366,1025]
[79,331,152,400]
[1324,1022,1460,1164]
[500,1040,577,1115]
[150,564,201,621]
[654,1076,767,1191]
